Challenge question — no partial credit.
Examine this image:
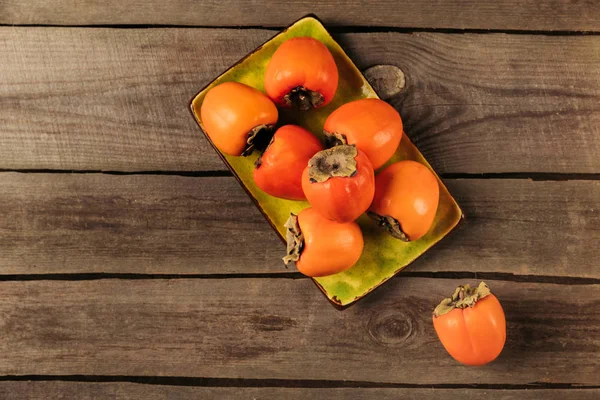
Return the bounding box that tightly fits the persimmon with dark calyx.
[433,282,506,366]
[283,208,364,277]
[265,37,338,111]
[368,161,439,241]
[302,145,375,223]
[200,82,278,156]
[324,98,403,170]
[253,125,323,200]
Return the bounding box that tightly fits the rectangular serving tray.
[190,15,463,307]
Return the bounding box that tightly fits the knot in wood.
[367,309,414,345]
[363,65,406,100]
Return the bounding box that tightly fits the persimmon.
[200,82,278,156]
[265,37,338,111]
[324,99,403,170]
[302,145,375,223]
[253,125,323,200]
[368,161,439,241]
[433,282,506,366]
[283,208,363,277]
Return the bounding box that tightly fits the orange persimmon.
[282,208,364,277]
[265,37,338,110]
[369,161,439,241]
[324,99,403,170]
[302,145,375,223]
[433,282,506,366]
[253,125,323,200]
[200,82,278,156]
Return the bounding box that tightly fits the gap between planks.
[0,375,598,390]
[0,23,599,36]
[0,271,598,285]
[1,169,600,181]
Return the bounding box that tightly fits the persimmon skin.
[369,161,439,241]
[324,99,403,170]
[302,148,375,223]
[253,125,323,200]
[200,82,278,156]
[433,294,506,366]
[265,37,339,109]
[296,208,364,277]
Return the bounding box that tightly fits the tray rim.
[188,14,465,309]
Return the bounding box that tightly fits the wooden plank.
[0,382,597,400]
[0,278,598,384]
[1,28,599,174]
[1,173,598,277]
[1,1,599,31]
[0,173,283,275]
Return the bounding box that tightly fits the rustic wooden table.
[1,2,599,399]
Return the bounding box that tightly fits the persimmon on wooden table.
[0,2,599,399]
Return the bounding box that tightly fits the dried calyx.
[283,213,304,265]
[242,124,275,156]
[308,145,358,183]
[283,86,324,111]
[254,134,277,168]
[368,212,409,242]
[433,282,492,318]
[324,131,348,148]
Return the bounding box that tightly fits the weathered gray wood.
[1,173,598,277]
[0,173,282,275]
[1,1,599,31]
[0,278,597,384]
[0,382,597,400]
[1,28,599,173]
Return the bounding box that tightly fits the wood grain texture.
[0,173,282,275]
[1,28,599,173]
[1,173,598,277]
[1,1,599,31]
[0,383,598,400]
[0,278,598,384]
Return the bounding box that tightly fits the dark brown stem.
[433,282,492,318]
[367,212,410,242]
[283,86,325,111]
[307,145,358,183]
[324,130,348,148]
[242,124,275,157]
[282,214,304,265]
[254,134,277,168]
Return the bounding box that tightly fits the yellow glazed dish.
[190,15,463,307]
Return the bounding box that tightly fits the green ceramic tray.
[190,15,463,307]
